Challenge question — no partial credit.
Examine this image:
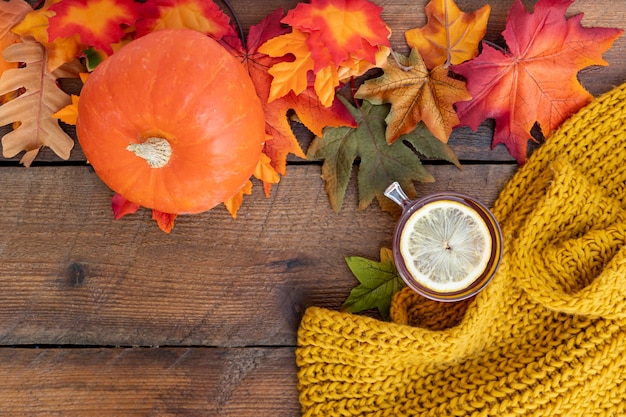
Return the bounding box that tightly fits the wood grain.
[0,163,515,347]
[1,1,625,415]
[0,347,299,417]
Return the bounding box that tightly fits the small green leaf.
[83,47,106,71]
[342,248,406,320]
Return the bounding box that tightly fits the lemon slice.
[399,200,492,293]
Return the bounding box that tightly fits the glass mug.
[384,182,503,302]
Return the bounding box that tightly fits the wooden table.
[1,0,624,415]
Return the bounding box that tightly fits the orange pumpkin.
[76,29,265,214]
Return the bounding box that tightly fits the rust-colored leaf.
[0,38,84,166]
[356,49,471,143]
[151,209,177,233]
[405,0,490,69]
[452,0,623,164]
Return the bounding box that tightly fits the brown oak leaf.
[0,38,83,166]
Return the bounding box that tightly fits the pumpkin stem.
[127,137,172,168]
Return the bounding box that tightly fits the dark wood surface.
[1,1,624,415]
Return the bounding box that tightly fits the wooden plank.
[0,347,299,417]
[0,163,516,347]
[2,0,624,164]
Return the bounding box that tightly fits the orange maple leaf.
[452,0,623,164]
[223,9,356,193]
[356,49,471,143]
[259,1,391,107]
[135,0,236,39]
[11,0,86,71]
[53,94,79,124]
[223,180,252,218]
[151,209,177,233]
[282,0,390,71]
[405,0,490,69]
[47,0,142,54]
[112,193,178,233]
[257,28,314,103]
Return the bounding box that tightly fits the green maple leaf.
[342,248,406,320]
[307,96,460,212]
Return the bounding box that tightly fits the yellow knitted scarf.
[297,82,626,417]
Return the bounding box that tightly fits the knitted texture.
[296,82,626,417]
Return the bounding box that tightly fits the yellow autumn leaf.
[253,151,280,197]
[258,29,315,103]
[53,94,79,125]
[223,180,253,219]
[405,0,490,68]
[313,65,339,108]
[0,38,84,166]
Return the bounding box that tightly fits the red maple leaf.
[222,9,356,191]
[48,0,142,54]
[452,0,623,164]
[112,193,178,233]
[135,0,235,39]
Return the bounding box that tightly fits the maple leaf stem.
[390,49,413,72]
[218,0,246,49]
[481,40,508,55]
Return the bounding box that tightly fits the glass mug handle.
[384,182,411,209]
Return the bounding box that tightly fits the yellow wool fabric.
[296,82,626,416]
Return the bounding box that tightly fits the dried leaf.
[405,0,490,68]
[0,0,32,83]
[11,0,86,71]
[342,248,405,320]
[135,0,236,39]
[356,48,471,143]
[47,0,142,54]
[452,0,623,164]
[307,97,435,212]
[0,38,83,166]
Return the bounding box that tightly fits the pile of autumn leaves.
[0,0,623,224]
